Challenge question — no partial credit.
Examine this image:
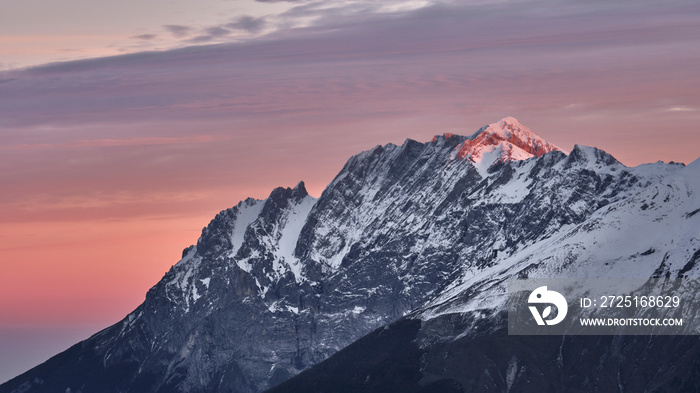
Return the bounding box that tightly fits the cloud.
[667,106,697,112]
[131,34,157,40]
[11,190,217,211]
[1,0,699,168]
[185,16,265,43]
[205,27,232,37]
[187,35,216,43]
[186,26,234,43]
[0,135,224,152]
[226,16,266,33]
[164,25,192,38]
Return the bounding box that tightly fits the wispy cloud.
[10,190,217,212]
[226,16,267,33]
[187,35,216,43]
[123,1,439,54]
[186,26,234,43]
[205,27,231,37]
[183,15,268,43]
[667,106,697,112]
[163,25,192,38]
[0,135,224,151]
[131,34,158,41]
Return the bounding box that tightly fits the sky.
[1,0,700,384]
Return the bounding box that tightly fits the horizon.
[2,0,700,384]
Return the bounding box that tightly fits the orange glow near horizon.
[0,217,201,325]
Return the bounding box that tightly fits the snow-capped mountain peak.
[456,116,561,168]
[431,117,562,176]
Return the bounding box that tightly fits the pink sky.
[1,0,700,383]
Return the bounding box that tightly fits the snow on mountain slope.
[272,194,316,282]
[230,199,266,260]
[420,157,699,321]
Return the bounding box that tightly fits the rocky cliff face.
[3,118,697,393]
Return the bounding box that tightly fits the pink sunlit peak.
[455,116,561,164]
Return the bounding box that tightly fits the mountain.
[2,117,698,393]
[268,142,700,393]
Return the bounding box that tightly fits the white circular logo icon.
[528,286,568,326]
